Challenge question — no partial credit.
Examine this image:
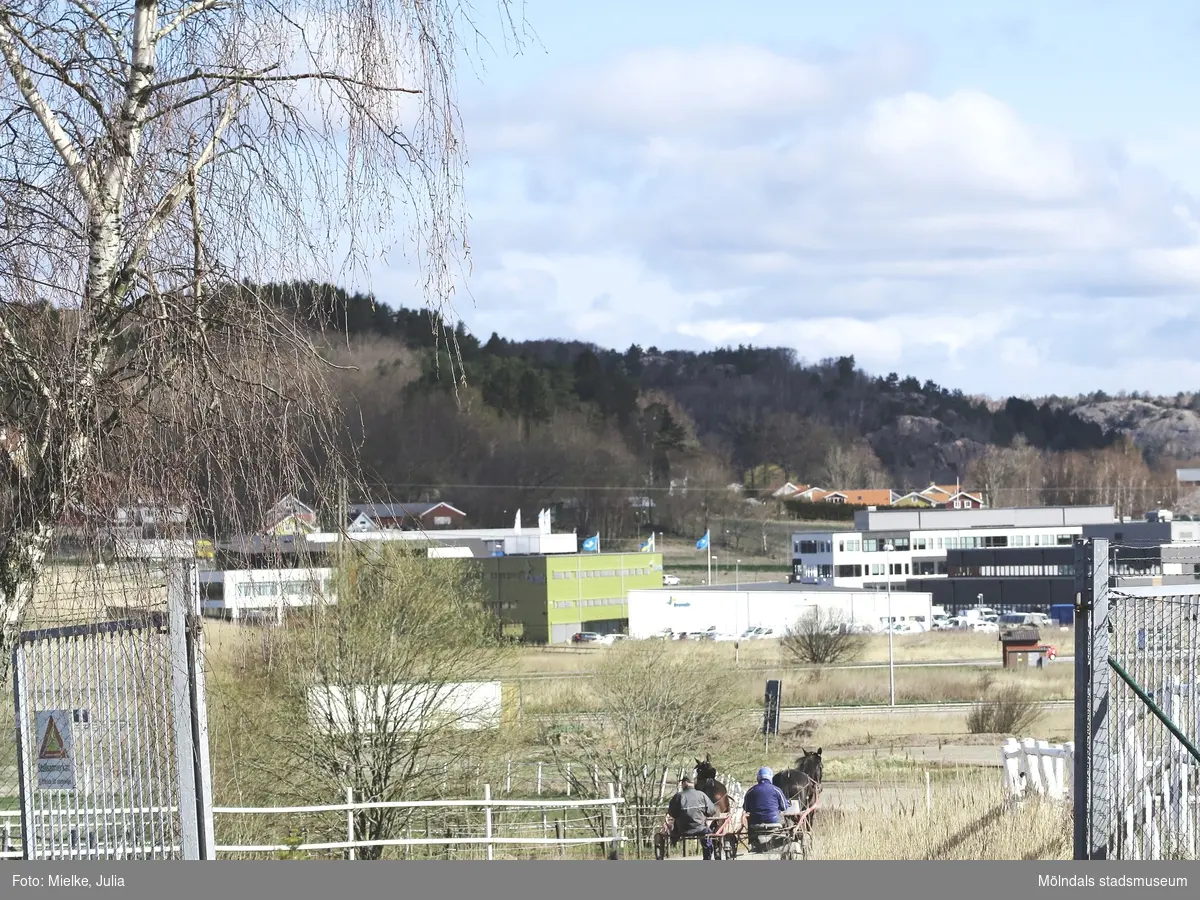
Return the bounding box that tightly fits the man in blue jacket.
[742,767,789,830]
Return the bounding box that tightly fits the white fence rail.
[1002,737,1075,801]
[0,784,624,860]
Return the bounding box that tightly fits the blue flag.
[696,530,710,551]
[582,533,600,553]
[639,533,656,553]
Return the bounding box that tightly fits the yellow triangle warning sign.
[38,715,67,760]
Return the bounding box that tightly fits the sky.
[363,1,1200,399]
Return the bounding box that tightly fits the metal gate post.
[186,564,216,859]
[12,643,33,859]
[1074,539,1111,859]
[168,562,202,859]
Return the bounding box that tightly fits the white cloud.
[373,41,1200,397]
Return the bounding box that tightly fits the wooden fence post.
[346,785,356,861]
[607,782,621,860]
[484,783,494,861]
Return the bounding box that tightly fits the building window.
[891,538,910,551]
[433,516,452,525]
[1057,534,1073,546]
[983,536,1008,548]
[835,564,863,578]
[863,539,878,552]
[913,538,927,550]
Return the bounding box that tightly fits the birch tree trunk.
[0,0,519,659]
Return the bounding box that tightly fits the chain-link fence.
[4,563,212,860]
[1076,539,1200,860]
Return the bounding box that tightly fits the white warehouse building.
[790,505,1124,590]
[626,583,933,639]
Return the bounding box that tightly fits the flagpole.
[707,532,712,585]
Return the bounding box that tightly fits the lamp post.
[713,556,719,585]
[885,541,895,707]
[736,559,741,589]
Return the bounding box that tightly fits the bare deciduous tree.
[546,641,739,857]
[260,550,510,859]
[0,1,518,653]
[781,608,865,666]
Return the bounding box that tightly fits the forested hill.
[256,281,1200,528]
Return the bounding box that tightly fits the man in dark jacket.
[742,767,789,828]
[667,776,717,859]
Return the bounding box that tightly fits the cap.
[757,767,773,782]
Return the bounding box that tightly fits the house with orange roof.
[891,491,938,508]
[771,482,809,499]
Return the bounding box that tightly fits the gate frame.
[11,560,214,860]
[1073,537,1111,860]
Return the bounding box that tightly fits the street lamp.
[736,559,741,589]
[713,556,719,585]
[885,541,896,707]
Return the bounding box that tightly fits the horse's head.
[694,757,717,783]
[798,747,823,784]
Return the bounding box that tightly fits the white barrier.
[1001,737,1075,802]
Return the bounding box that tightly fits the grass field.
[811,774,1073,859]
[505,629,1075,674]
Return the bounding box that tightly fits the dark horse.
[771,748,823,833]
[693,756,738,859]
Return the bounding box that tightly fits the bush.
[966,685,1044,735]
[781,608,866,665]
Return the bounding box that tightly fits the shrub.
[966,685,1044,735]
[781,608,866,665]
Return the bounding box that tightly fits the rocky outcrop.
[1071,400,1200,459]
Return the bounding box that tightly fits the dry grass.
[511,629,1076,676]
[777,706,1076,755]
[520,664,1072,715]
[811,775,1073,859]
[26,562,168,627]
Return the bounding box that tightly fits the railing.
[0,785,625,861]
[1001,737,1075,802]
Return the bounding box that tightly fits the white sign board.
[34,710,77,791]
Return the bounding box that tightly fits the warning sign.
[34,711,77,791]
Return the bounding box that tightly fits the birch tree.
[0,1,517,654]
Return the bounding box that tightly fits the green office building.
[481,552,664,644]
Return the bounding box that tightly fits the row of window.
[235,580,322,598]
[949,565,1076,578]
[553,598,628,609]
[820,533,1078,554]
[551,568,655,579]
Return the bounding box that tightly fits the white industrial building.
[304,507,578,558]
[626,583,933,639]
[790,505,1136,590]
[198,567,334,620]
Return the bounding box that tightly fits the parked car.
[571,631,602,643]
[931,615,951,630]
[969,621,999,634]
[888,621,926,635]
[662,574,681,586]
[597,633,628,646]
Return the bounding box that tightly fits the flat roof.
[849,505,1115,533]
[634,581,920,594]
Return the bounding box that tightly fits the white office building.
[791,506,1122,590]
[626,583,933,638]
